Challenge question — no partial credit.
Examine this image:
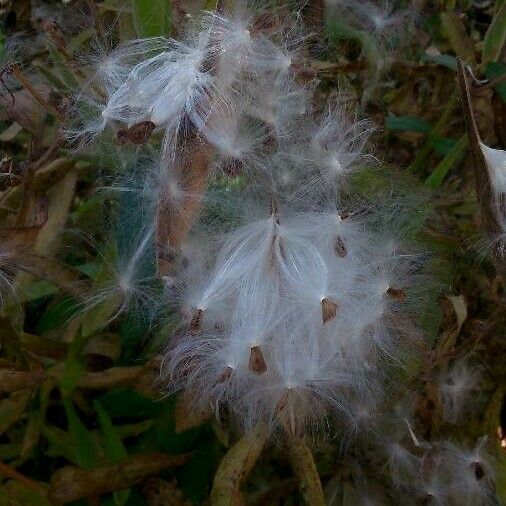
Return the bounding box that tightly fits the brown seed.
[117,121,156,145]
[216,366,234,384]
[321,297,338,324]
[249,345,267,374]
[386,286,407,302]
[333,235,347,258]
[189,308,204,333]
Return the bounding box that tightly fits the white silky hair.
[138,1,426,433]
[437,359,480,423]
[72,1,482,453]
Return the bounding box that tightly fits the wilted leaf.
[0,369,45,394]
[0,87,49,137]
[440,11,476,63]
[48,452,187,503]
[34,169,77,256]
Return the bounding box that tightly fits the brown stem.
[0,460,47,496]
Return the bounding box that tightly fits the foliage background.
[0,0,505,504]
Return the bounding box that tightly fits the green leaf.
[60,326,87,397]
[431,137,458,156]
[36,296,78,334]
[386,115,432,133]
[43,426,76,463]
[63,398,98,469]
[204,0,220,9]
[19,281,58,304]
[424,53,458,71]
[94,400,130,506]
[94,400,128,462]
[408,91,459,173]
[178,441,219,503]
[98,388,165,419]
[486,62,506,103]
[482,3,506,65]
[81,295,123,338]
[131,0,172,37]
[425,134,467,188]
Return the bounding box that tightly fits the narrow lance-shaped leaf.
[482,2,506,65]
[62,398,98,470]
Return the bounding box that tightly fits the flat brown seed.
[321,297,338,324]
[333,235,347,257]
[249,346,267,374]
[217,366,234,384]
[189,308,204,333]
[386,286,407,302]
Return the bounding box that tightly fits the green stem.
[408,91,459,174]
